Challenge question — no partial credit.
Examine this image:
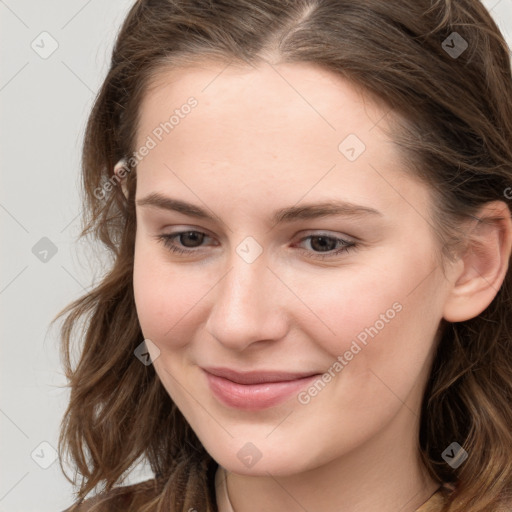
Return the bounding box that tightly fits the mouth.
[201,367,322,410]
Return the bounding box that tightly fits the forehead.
[134,60,432,222]
[137,60,388,145]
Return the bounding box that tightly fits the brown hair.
[53,0,512,510]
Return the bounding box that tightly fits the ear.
[442,200,512,323]
[113,158,130,199]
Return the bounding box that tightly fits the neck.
[223,405,439,512]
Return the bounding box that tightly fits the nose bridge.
[205,244,287,349]
[217,248,271,322]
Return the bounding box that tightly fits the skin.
[131,60,512,512]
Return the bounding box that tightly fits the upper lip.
[202,367,321,384]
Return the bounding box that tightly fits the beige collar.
[215,465,444,512]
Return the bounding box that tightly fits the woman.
[55,0,512,510]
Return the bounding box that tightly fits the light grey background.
[1,1,511,511]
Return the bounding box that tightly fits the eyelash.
[155,231,358,260]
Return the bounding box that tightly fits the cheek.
[292,249,443,403]
[132,241,213,348]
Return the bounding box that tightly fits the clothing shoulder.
[416,489,512,512]
[61,478,162,512]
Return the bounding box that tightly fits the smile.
[202,367,321,410]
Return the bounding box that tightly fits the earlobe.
[120,180,129,199]
[442,200,512,323]
[114,158,130,199]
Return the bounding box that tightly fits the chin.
[201,435,323,477]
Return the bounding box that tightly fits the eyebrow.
[136,192,383,225]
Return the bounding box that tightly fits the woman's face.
[132,61,455,475]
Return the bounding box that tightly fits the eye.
[156,230,214,255]
[294,233,358,260]
[155,230,358,260]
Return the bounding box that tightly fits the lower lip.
[203,371,320,410]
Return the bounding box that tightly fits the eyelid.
[297,229,357,242]
[159,224,216,237]
[158,227,356,245]
[156,228,359,261]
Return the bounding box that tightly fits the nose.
[205,248,289,352]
